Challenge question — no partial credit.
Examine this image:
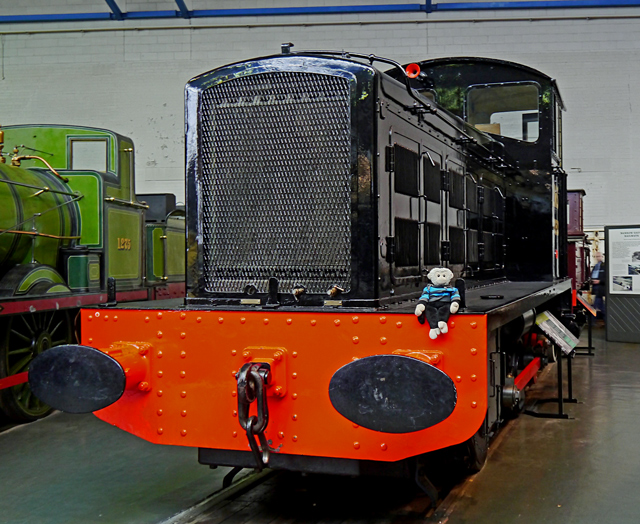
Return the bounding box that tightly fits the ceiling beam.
[104,0,124,20]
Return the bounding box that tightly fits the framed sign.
[605,225,640,342]
[607,226,640,295]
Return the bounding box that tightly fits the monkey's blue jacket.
[419,285,460,303]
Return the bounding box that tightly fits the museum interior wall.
[0,0,636,230]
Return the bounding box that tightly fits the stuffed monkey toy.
[415,268,461,340]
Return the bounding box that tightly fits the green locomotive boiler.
[0,124,184,421]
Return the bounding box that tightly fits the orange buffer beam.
[82,309,489,463]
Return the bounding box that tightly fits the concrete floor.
[0,412,230,524]
[439,325,640,524]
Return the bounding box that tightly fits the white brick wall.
[0,1,637,228]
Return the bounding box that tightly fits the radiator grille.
[199,71,352,294]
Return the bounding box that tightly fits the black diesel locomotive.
[30,49,575,497]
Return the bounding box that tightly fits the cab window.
[467,83,539,143]
[70,139,108,173]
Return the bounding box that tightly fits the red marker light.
[406,63,421,79]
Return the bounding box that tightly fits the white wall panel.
[0,1,637,228]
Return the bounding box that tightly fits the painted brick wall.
[0,1,637,230]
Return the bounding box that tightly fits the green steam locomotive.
[0,124,184,421]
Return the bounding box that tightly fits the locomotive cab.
[391,58,568,282]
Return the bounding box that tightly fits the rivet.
[240,317,246,324]
[353,442,360,449]
[181,429,187,436]
[231,370,237,377]
[196,317,202,323]
[231,350,237,356]
[145,316,150,323]
[379,316,386,324]
[157,312,163,319]
[352,357,359,361]
[218,317,224,324]
[353,336,359,344]
[471,401,478,408]
[88,315,93,321]
[180,391,187,398]
[471,374,477,382]
[470,347,478,355]
[274,351,283,361]
[263,318,269,325]
[396,322,402,328]
[124,368,131,376]
[180,312,186,320]
[243,351,252,360]
[470,322,478,329]
[157,331,163,339]
[334,319,341,326]
[104,315,109,321]
[180,371,186,378]
[180,333,186,339]
[352,423,359,428]
[232,391,237,397]
[352,316,359,324]
[180,351,186,359]
[113,316,118,322]
[139,347,148,356]
[456,375,462,383]
[380,337,387,345]
[292,373,297,379]
[278,432,285,439]
[292,414,297,421]
[157,428,163,435]
[286,318,292,325]
[88,338,93,343]
[157,409,163,416]
[181,410,187,417]
[310,319,317,326]
[157,390,163,397]
[381,443,388,451]
[450,321,455,328]
[157,351,163,358]
[292,351,298,358]
[292,393,298,399]
[138,382,150,391]
[232,431,238,438]
[232,410,237,417]
[157,371,163,378]
[292,435,298,442]
[275,386,284,396]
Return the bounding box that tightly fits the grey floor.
[0,412,230,524]
[440,325,640,524]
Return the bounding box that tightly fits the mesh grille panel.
[199,71,352,293]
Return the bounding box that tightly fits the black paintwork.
[388,57,567,282]
[328,354,457,433]
[29,344,125,413]
[183,51,568,309]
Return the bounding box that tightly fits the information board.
[535,311,579,355]
[576,293,597,317]
[605,225,640,342]
[608,226,640,295]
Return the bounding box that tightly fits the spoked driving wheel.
[0,310,73,421]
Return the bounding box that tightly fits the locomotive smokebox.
[29,345,126,414]
[328,355,457,433]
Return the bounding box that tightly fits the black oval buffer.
[29,345,126,414]
[328,354,457,433]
